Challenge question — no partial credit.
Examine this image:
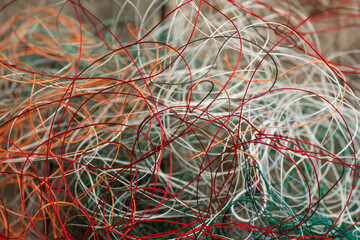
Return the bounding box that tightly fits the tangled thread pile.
[0,0,360,239]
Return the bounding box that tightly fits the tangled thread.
[0,0,360,239]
